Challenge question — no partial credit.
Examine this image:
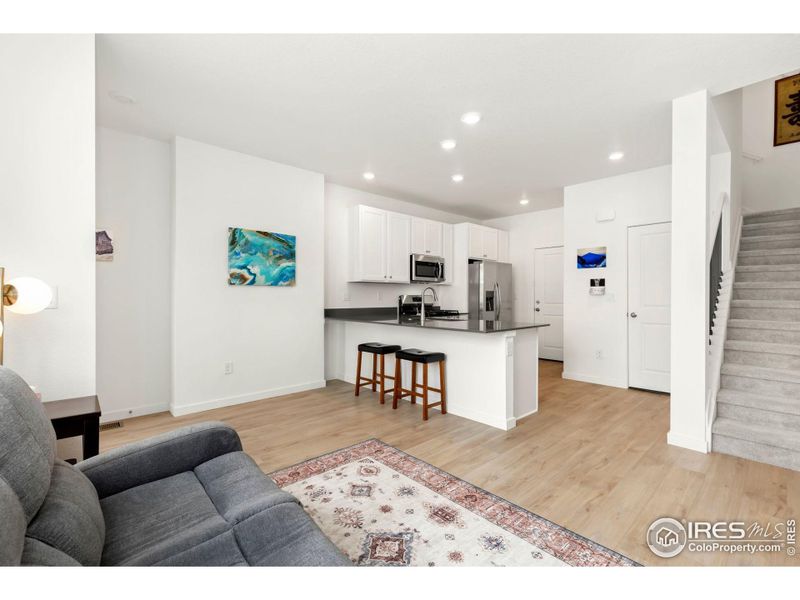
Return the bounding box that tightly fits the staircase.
[712,207,800,471]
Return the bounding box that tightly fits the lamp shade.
[5,277,52,315]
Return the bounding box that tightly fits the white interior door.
[628,222,671,392]
[533,246,564,361]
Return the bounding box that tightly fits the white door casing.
[533,246,564,361]
[628,222,671,392]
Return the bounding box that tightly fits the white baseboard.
[170,380,327,417]
[446,405,516,431]
[562,370,628,389]
[515,407,539,420]
[100,403,169,423]
[667,430,708,454]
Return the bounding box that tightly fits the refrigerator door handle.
[494,282,502,320]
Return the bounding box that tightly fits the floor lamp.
[1,267,53,365]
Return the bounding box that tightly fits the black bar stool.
[392,349,447,421]
[355,343,402,404]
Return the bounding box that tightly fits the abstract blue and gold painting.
[228,227,296,286]
[577,246,607,269]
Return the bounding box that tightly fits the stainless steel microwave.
[410,254,445,283]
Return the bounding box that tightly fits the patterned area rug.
[270,439,638,567]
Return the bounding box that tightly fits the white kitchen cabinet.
[467,224,503,261]
[498,229,510,262]
[411,217,443,256]
[386,212,411,282]
[349,205,410,282]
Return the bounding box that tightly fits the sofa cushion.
[0,477,26,565]
[25,460,105,565]
[0,367,56,522]
[194,451,296,523]
[100,471,229,565]
[21,538,81,566]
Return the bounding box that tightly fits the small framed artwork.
[96,229,114,261]
[577,246,606,269]
[774,72,800,147]
[228,227,296,286]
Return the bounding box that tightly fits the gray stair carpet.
[712,207,800,472]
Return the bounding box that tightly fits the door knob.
[536,300,540,304]
[535,307,541,312]
[630,312,638,318]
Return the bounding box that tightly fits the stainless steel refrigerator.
[468,260,513,321]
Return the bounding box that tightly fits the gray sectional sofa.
[0,366,350,566]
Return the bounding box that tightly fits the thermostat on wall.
[590,278,606,295]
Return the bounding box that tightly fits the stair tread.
[717,389,800,417]
[730,299,800,308]
[744,207,800,220]
[738,248,800,256]
[724,339,800,356]
[721,363,800,384]
[737,264,800,271]
[728,319,800,331]
[740,232,800,243]
[743,219,800,230]
[734,281,800,289]
[712,417,800,452]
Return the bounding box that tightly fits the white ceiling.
[96,34,800,219]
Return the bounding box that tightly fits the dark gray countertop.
[324,308,548,334]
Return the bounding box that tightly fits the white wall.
[172,137,325,415]
[669,90,711,453]
[483,207,564,323]
[562,165,672,389]
[712,88,743,265]
[0,34,96,401]
[325,183,474,310]
[742,78,800,214]
[96,127,172,421]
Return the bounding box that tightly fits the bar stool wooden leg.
[371,354,378,392]
[422,363,429,421]
[439,360,447,414]
[410,362,417,404]
[379,354,386,404]
[355,351,363,396]
[392,357,401,409]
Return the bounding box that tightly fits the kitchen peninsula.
[325,308,548,430]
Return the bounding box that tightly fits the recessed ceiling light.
[460,112,481,125]
[451,174,464,183]
[440,139,457,151]
[519,198,530,205]
[608,151,624,161]
[108,90,136,104]
[363,172,375,181]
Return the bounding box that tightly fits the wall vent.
[99,421,123,432]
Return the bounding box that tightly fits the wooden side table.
[43,395,101,462]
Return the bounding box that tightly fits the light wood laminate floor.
[100,360,800,566]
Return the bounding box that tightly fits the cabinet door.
[483,227,499,261]
[468,224,484,259]
[441,223,454,284]
[424,220,443,256]
[358,205,387,281]
[498,229,509,262]
[410,218,426,255]
[386,212,411,282]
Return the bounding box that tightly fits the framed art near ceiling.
[228,227,296,286]
[774,72,800,147]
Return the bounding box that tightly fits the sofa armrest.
[77,421,242,498]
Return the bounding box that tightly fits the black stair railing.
[709,219,723,342]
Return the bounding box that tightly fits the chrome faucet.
[420,286,438,325]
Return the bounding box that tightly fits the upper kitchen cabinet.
[467,224,507,261]
[410,217,444,256]
[349,205,410,283]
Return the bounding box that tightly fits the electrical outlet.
[595,350,604,360]
[224,361,234,375]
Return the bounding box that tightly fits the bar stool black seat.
[392,349,447,421]
[355,342,401,403]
